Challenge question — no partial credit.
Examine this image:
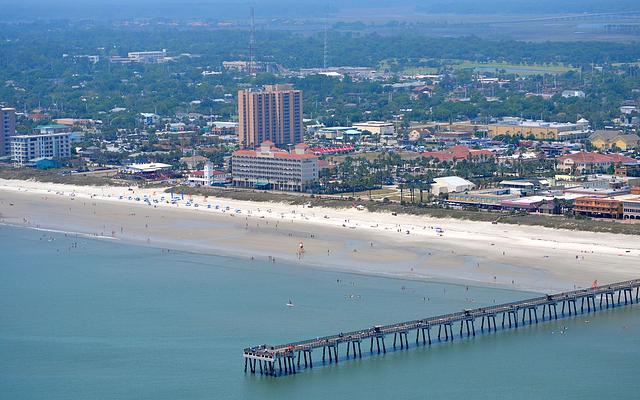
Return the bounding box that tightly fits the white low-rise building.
[431,176,475,196]
[352,121,395,136]
[187,162,229,186]
[11,132,72,165]
[122,163,172,174]
[561,90,586,98]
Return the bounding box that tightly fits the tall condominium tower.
[0,107,16,157]
[237,84,303,148]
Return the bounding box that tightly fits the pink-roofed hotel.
[231,141,318,191]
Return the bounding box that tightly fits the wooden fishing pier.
[243,279,640,377]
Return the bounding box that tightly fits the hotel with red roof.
[231,141,318,191]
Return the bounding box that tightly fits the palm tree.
[420,174,433,204]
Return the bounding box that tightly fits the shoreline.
[1,221,538,298]
[1,178,639,293]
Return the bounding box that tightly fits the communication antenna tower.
[323,23,328,69]
[249,7,256,76]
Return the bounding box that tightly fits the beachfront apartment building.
[11,132,72,165]
[573,197,624,219]
[231,141,318,192]
[1,107,16,157]
[619,194,640,220]
[237,84,303,149]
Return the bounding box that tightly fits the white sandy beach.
[0,178,639,293]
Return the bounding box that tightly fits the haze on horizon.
[0,0,638,21]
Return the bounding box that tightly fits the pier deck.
[243,279,640,376]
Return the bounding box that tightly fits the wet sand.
[1,179,639,293]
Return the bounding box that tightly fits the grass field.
[351,187,398,200]
[400,66,440,75]
[452,60,577,75]
[380,58,578,77]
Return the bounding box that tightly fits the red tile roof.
[273,152,317,159]
[233,149,317,160]
[309,145,355,154]
[422,146,493,162]
[233,149,259,156]
[607,154,637,163]
[421,151,455,162]
[470,149,493,157]
[557,152,636,164]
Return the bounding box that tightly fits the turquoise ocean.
[1,225,639,399]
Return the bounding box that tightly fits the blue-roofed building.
[32,157,61,169]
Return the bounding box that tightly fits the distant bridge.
[490,11,640,24]
[243,279,640,377]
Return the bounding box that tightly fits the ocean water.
[1,225,639,400]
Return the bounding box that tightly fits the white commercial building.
[431,176,475,196]
[128,50,167,63]
[111,50,168,64]
[11,132,72,165]
[561,90,586,98]
[620,105,638,115]
[315,126,363,141]
[231,141,318,191]
[352,121,395,136]
[488,117,591,140]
